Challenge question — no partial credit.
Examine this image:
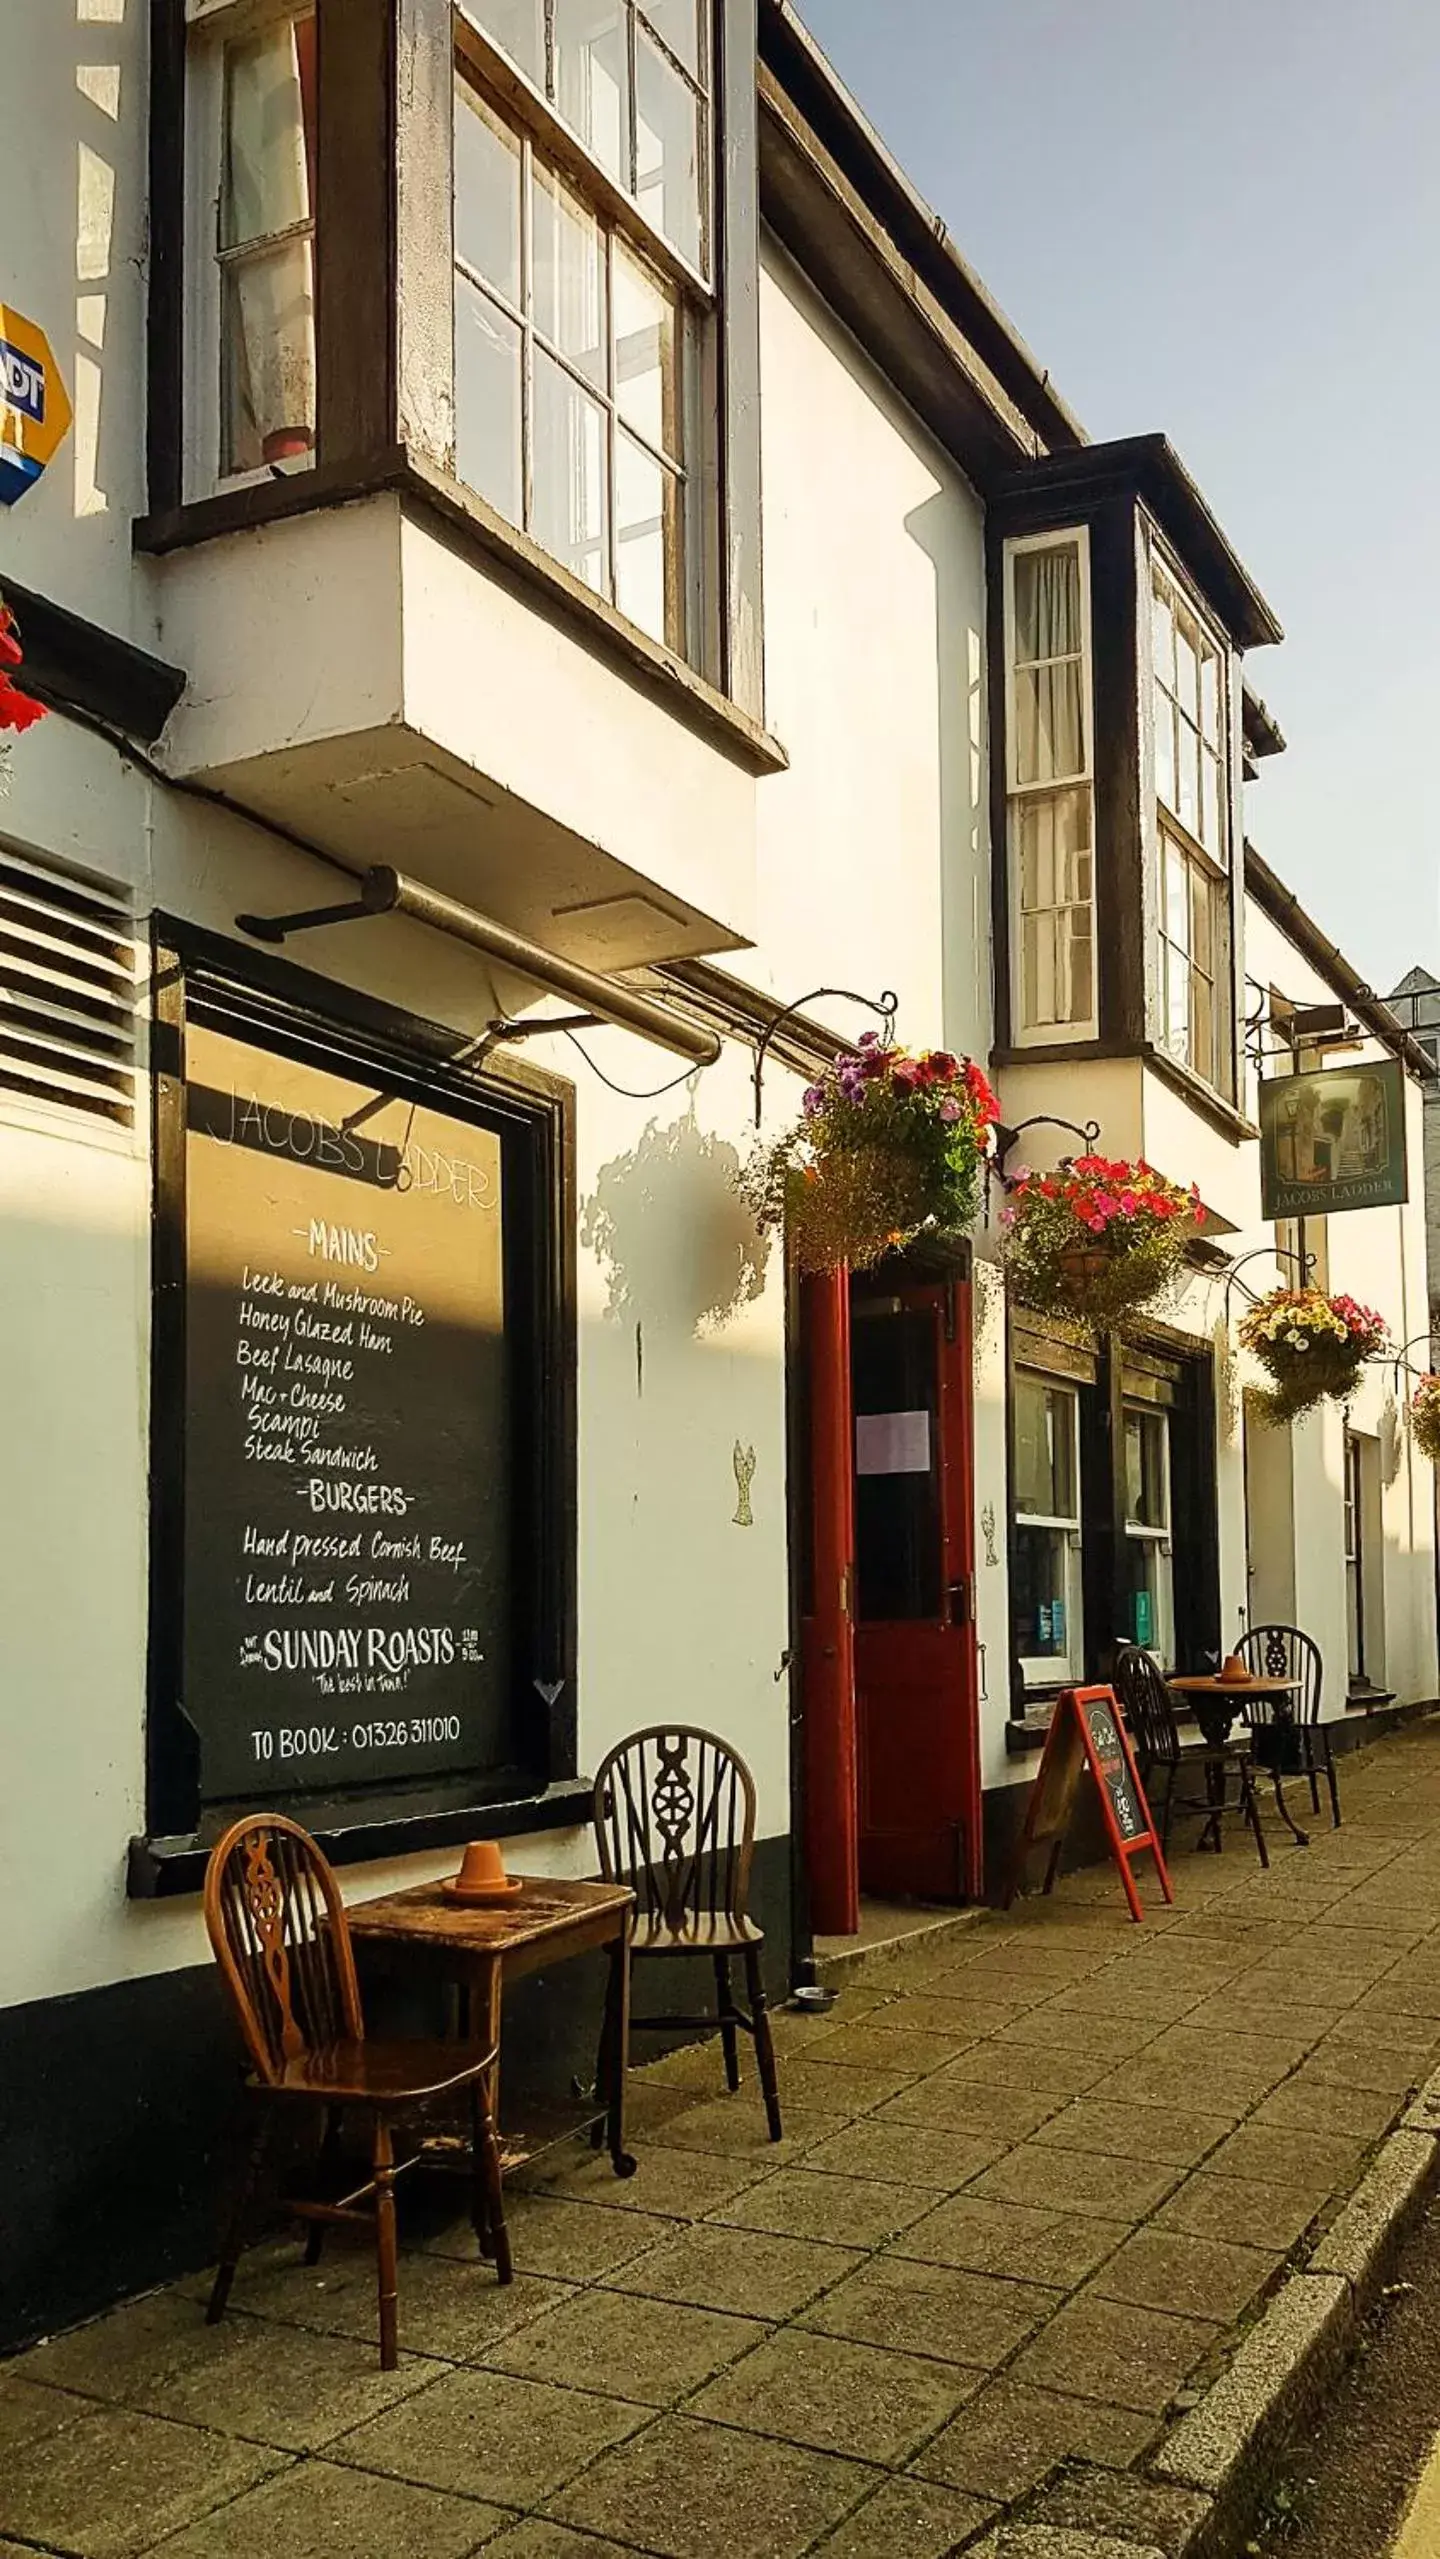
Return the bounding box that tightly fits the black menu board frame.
[133,926,580,1894]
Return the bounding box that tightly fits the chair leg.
[372,2116,399,2372]
[743,1947,782,2143]
[715,1955,741,2092]
[305,2106,342,2267]
[1161,1762,1177,1854]
[1240,1763,1270,1870]
[1302,1731,1322,1817]
[474,2092,512,2285]
[208,2110,273,2325]
[1324,1734,1341,1828]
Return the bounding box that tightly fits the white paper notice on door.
[855,1409,931,1476]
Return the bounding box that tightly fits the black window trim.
[131,916,581,1897]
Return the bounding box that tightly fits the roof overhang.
[991,437,1283,652]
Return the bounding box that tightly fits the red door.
[799,1270,860,1935]
[852,1275,983,1901]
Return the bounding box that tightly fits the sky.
[797,0,1440,997]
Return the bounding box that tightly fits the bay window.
[1151,554,1231,1093]
[1003,530,1096,1044]
[1012,1371,1084,1685]
[160,1,762,717]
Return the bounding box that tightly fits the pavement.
[8,1717,1440,2559]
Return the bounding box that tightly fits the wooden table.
[349,1873,638,2183]
[1168,1674,1309,1844]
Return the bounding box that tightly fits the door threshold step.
[814,1899,985,1986]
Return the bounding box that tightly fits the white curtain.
[1013,543,1084,785]
[223,18,316,470]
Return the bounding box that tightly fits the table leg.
[466,1957,504,2251]
[603,1927,637,2179]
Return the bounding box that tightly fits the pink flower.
[938,1097,962,1123]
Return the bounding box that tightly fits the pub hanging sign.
[1259,1058,1408,1223]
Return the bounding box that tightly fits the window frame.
[1146,539,1235,1098]
[456,2,714,298]
[136,918,582,1894]
[1344,1427,1365,1685]
[1002,524,1099,1049]
[1011,1368,1086,1687]
[452,59,697,655]
[183,0,319,505]
[1121,1398,1175,1667]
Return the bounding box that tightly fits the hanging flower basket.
[1001,1155,1203,1330]
[0,593,49,787]
[741,1037,1000,1274]
[1410,1374,1440,1462]
[1239,1288,1388,1425]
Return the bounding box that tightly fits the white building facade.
[1,0,1433,2348]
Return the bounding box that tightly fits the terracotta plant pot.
[1058,1245,1113,1287]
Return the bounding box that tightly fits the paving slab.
[513,2142,764,2221]
[872,2076,1062,2142]
[1023,2465,1213,2558]
[17,2289,433,2450]
[481,2286,766,2406]
[1200,2119,1368,2193]
[144,2459,508,2558]
[796,2020,965,2075]
[1004,2289,1220,2415]
[543,2411,874,2559]
[0,2402,286,2558]
[463,2196,680,2283]
[1087,2225,1282,2323]
[601,2220,863,2320]
[644,2096,844,2162]
[687,2325,980,2463]
[797,2254,1055,2369]
[328,2369,647,2506]
[964,2141,1182,2225]
[710,2164,937,2247]
[911,2379,1160,2501]
[798,2114,1002,2190]
[895,2194,1134,2287]
[1028,2098,1234,2170]
[1151,2168,1326,2253]
[808,2471,1001,2555]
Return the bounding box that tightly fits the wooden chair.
[203,1813,510,2369]
[592,1728,782,2142]
[1113,1645,1269,1869]
[1237,1623,1338,1827]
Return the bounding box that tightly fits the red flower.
[0,679,47,733]
[0,602,48,735]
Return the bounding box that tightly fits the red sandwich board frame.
[1004,1684,1173,1923]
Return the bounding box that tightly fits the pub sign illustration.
[0,303,72,505]
[1259,1057,1409,1222]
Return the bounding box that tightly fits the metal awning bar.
[237,865,722,1068]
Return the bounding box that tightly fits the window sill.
[134,445,789,782]
[126,1775,594,1899]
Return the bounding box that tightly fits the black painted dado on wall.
[0,1838,795,2354]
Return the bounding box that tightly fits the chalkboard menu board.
[182,1023,512,1804]
[1080,1694,1146,1842]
